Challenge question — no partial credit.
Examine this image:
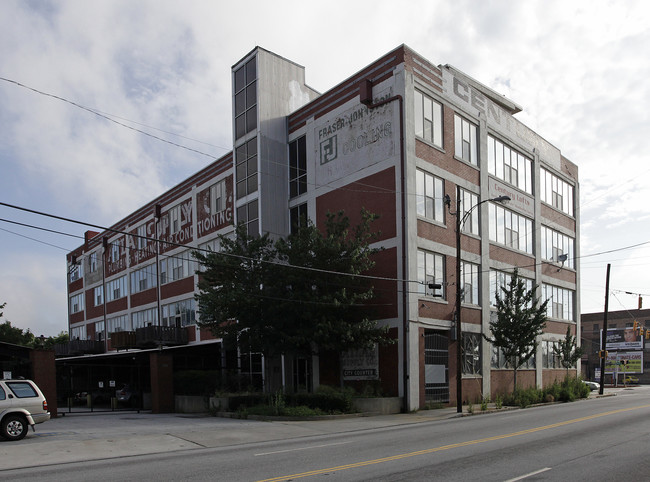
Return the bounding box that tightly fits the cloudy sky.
[1,0,649,337]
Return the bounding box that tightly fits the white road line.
[255,441,352,456]
[504,467,552,481]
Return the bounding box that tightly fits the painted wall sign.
[314,89,396,185]
[341,346,379,380]
[488,179,535,217]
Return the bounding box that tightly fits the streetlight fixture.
[445,189,510,413]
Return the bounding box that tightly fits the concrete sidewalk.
[0,388,619,472]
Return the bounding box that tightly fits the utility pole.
[599,263,610,395]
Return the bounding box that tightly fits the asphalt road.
[2,387,649,481]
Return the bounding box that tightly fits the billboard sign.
[603,328,644,351]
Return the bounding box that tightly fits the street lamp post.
[445,189,510,413]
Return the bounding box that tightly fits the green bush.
[499,375,590,408]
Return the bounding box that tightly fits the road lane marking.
[504,467,551,481]
[255,441,352,456]
[256,404,650,482]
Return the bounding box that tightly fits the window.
[234,57,257,139]
[107,314,129,334]
[69,260,83,282]
[487,136,532,194]
[109,238,123,263]
[95,321,104,341]
[489,269,533,307]
[489,203,533,254]
[454,114,478,165]
[130,264,157,294]
[542,341,561,369]
[459,189,480,235]
[160,251,195,284]
[462,333,482,375]
[237,199,259,237]
[289,136,307,198]
[6,382,38,398]
[162,299,196,327]
[491,345,536,369]
[541,226,575,269]
[290,203,308,234]
[137,224,148,250]
[416,169,444,222]
[132,308,158,329]
[94,286,104,306]
[210,179,226,214]
[414,89,443,147]
[235,137,258,199]
[461,261,480,305]
[542,284,575,321]
[89,252,98,273]
[70,324,86,340]
[417,249,445,298]
[105,275,127,302]
[69,293,84,313]
[540,167,574,216]
[168,204,181,235]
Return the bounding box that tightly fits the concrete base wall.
[175,395,208,413]
[352,397,402,414]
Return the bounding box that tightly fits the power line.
[0,76,222,161]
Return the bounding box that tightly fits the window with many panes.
[414,89,443,147]
[110,239,122,263]
[132,308,158,329]
[106,275,127,302]
[459,188,480,235]
[540,167,574,216]
[491,344,535,369]
[94,286,103,306]
[89,252,98,273]
[130,264,157,294]
[462,332,482,375]
[234,57,257,139]
[95,321,104,341]
[160,251,195,284]
[290,203,308,234]
[162,299,196,327]
[487,135,532,194]
[210,179,226,214]
[461,261,480,305]
[416,169,444,222]
[542,341,561,368]
[454,114,478,165]
[107,314,129,334]
[235,137,258,199]
[417,249,445,298]
[488,203,533,253]
[168,204,182,234]
[237,199,259,237]
[541,226,575,269]
[69,260,82,282]
[137,224,148,250]
[289,136,307,198]
[69,293,84,313]
[542,284,574,321]
[489,269,533,307]
[70,325,86,340]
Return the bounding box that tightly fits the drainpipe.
[360,79,408,411]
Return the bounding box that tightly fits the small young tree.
[553,325,584,374]
[485,269,548,393]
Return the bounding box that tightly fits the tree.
[485,269,548,393]
[553,325,584,374]
[194,210,391,361]
[0,320,35,347]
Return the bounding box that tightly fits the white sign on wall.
[314,91,396,185]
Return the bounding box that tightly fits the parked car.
[583,380,600,391]
[73,388,113,405]
[0,379,50,441]
[115,384,139,407]
[624,376,639,384]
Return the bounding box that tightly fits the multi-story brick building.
[63,45,580,412]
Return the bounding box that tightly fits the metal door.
[424,330,449,403]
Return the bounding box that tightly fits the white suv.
[0,379,50,441]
